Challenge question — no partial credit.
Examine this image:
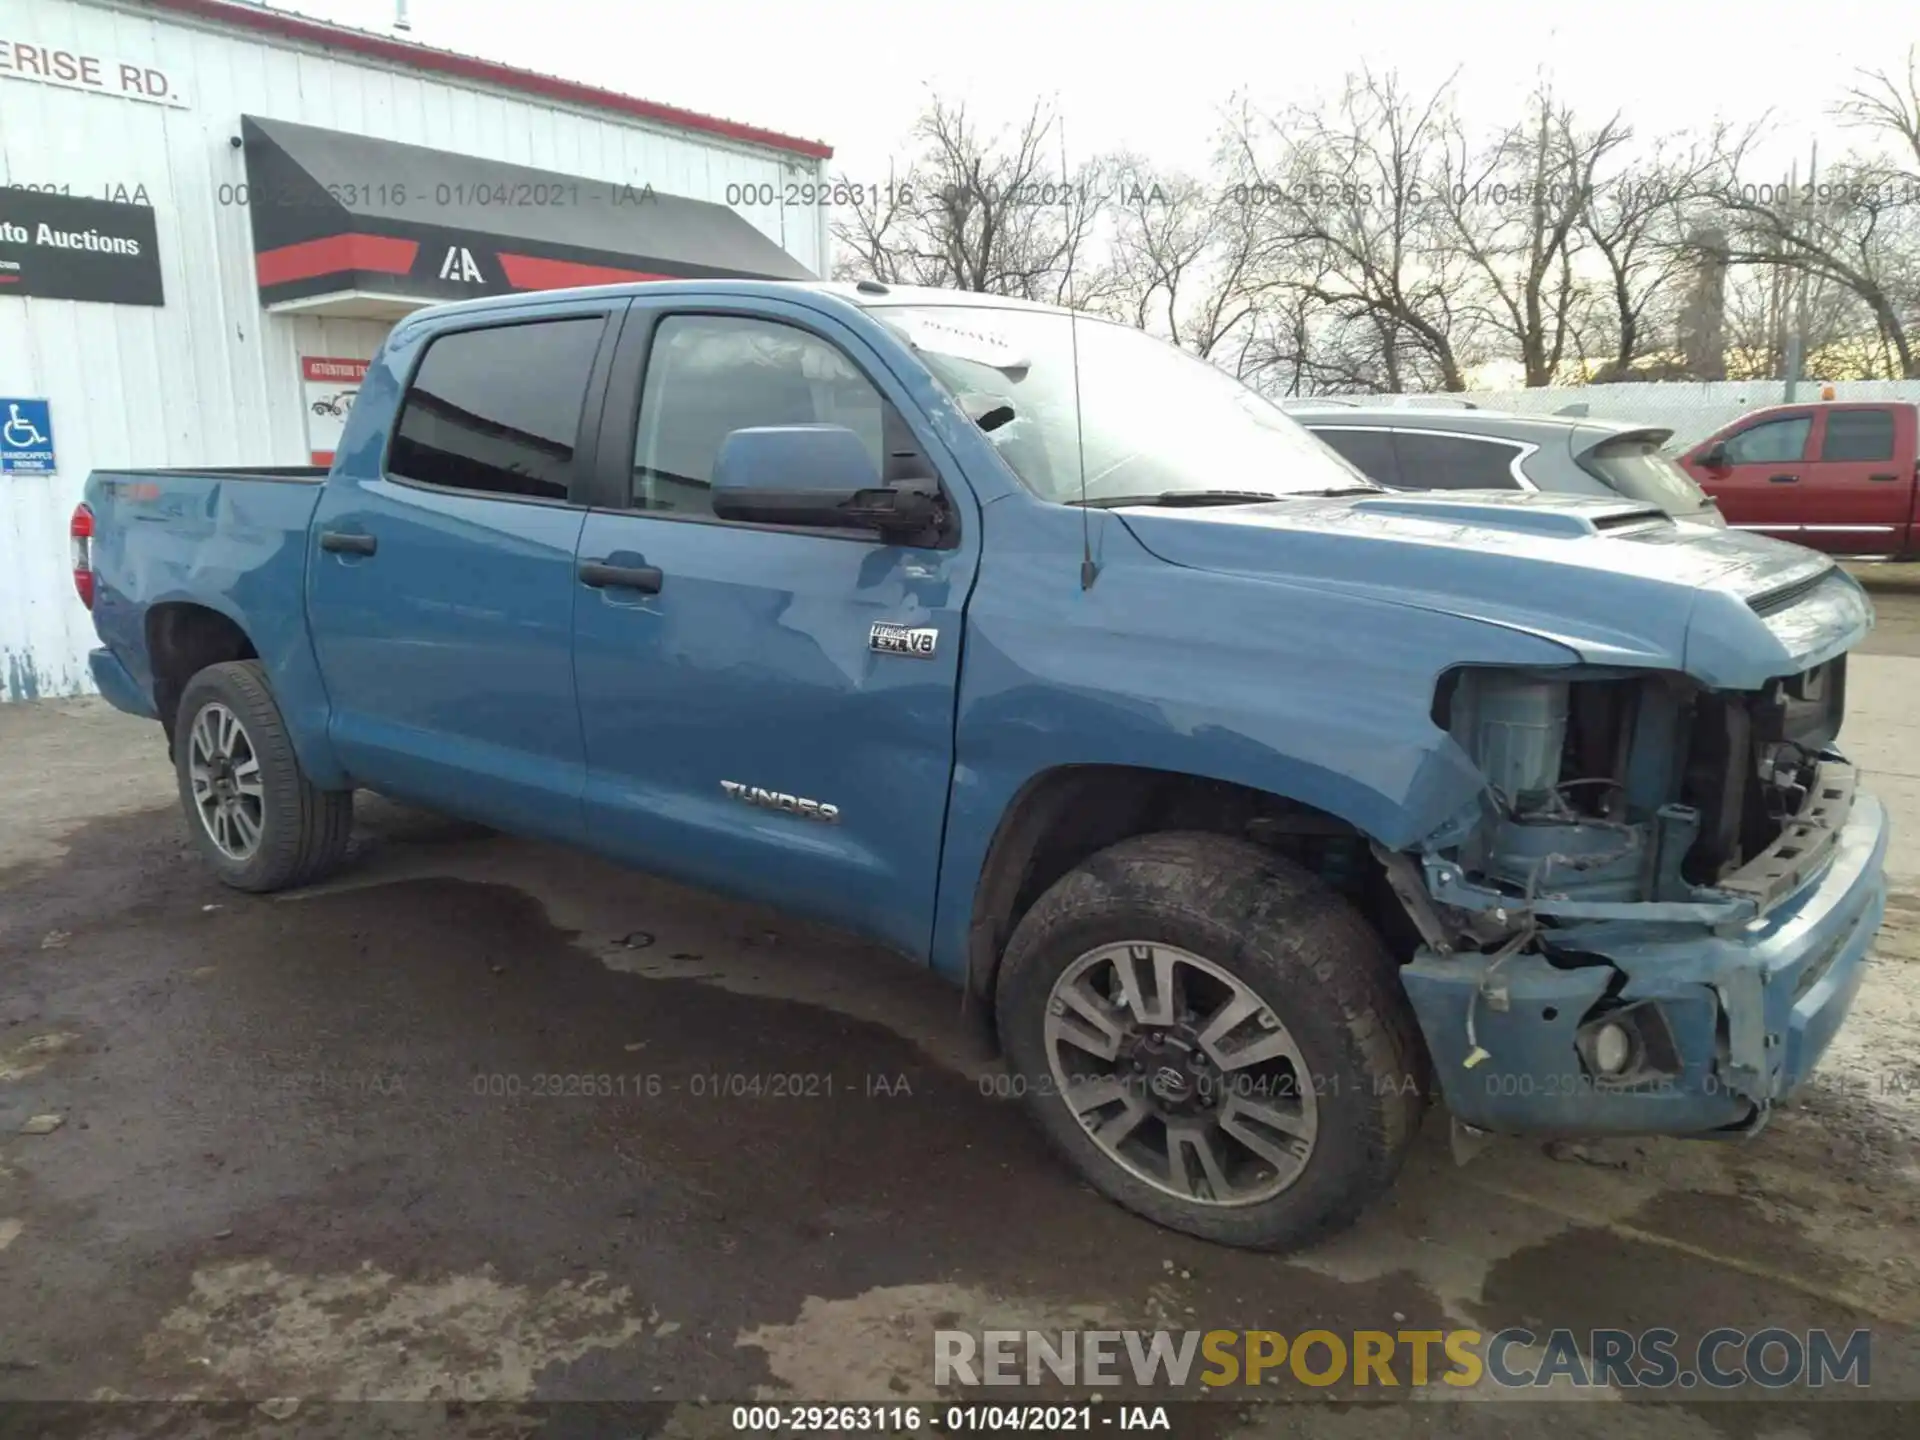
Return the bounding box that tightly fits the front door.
[570,300,979,959]
[1694,410,1815,541]
[306,302,622,840]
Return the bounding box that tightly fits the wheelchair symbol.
[4,403,49,450]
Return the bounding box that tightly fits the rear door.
[569,296,980,959]
[306,300,623,840]
[1796,405,1911,555]
[1689,410,1814,541]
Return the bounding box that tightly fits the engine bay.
[1434,658,1850,919]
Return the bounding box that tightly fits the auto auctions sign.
[0,37,188,107]
[0,190,164,305]
[302,357,369,465]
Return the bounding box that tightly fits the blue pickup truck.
[75,280,1888,1251]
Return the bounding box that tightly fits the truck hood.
[1115,490,1873,689]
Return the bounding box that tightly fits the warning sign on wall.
[301,356,369,465]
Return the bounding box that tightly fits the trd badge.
[869,622,938,658]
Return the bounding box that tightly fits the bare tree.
[1714,172,1920,377]
[1720,260,1872,379]
[1097,157,1282,361]
[1704,56,1920,379]
[1577,126,1746,378]
[1427,89,1627,385]
[1837,47,1920,178]
[830,98,1108,304]
[1223,72,1480,392]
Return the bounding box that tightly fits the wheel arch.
[956,758,1454,1036]
[146,601,259,742]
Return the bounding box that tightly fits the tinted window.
[388,317,605,500]
[1722,415,1811,465]
[633,315,888,515]
[1309,428,1402,487]
[1390,433,1524,491]
[1819,409,1896,462]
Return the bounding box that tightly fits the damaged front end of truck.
[1385,561,1890,1144]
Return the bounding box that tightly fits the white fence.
[1390,380,1920,451]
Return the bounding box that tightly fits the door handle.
[579,560,663,593]
[319,531,377,555]
[1767,473,1800,484]
[1868,472,1900,482]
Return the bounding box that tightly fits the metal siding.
[0,0,826,699]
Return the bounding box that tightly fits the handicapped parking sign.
[2,398,56,475]
[2,399,57,475]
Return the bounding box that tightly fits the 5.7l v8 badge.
[869,622,939,659]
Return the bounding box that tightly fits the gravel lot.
[2,579,1918,1437]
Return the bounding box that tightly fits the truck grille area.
[1680,656,1847,884]
[1439,656,1856,912]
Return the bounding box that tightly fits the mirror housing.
[710,425,942,540]
[1696,440,1730,470]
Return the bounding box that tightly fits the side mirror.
[1696,440,1730,471]
[710,425,941,540]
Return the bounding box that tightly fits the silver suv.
[1285,404,1724,526]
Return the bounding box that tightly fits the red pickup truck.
[1679,402,1920,558]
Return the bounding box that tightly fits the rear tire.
[995,831,1424,1252]
[173,660,353,892]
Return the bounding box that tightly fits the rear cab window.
[388,315,608,501]
[1818,408,1897,463]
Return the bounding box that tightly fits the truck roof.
[390,279,1085,335]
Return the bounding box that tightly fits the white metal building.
[1,0,833,701]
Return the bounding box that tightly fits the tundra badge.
[870,622,938,658]
[721,781,840,823]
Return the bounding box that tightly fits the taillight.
[70,503,95,610]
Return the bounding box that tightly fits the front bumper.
[1402,791,1889,1136]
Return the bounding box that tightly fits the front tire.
[173,660,353,892]
[995,832,1425,1252]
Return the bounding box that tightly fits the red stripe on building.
[497,253,673,290]
[255,234,420,287]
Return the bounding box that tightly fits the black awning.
[241,115,814,310]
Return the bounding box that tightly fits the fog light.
[1592,1021,1634,1076]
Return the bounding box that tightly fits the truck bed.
[84,467,333,724]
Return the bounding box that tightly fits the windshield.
[1579,434,1715,517]
[870,304,1379,504]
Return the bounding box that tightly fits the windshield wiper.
[1071,489,1283,508]
[1073,485,1384,508]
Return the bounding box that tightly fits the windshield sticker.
[895,315,1030,372]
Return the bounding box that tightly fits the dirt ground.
[2,583,1918,1437]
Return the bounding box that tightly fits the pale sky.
[291,0,1900,181]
